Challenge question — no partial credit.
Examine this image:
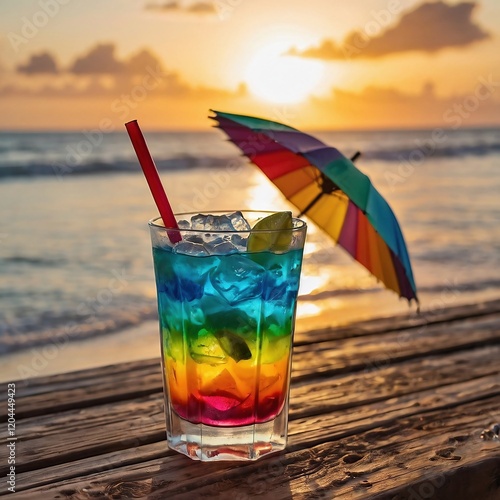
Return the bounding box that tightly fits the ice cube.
[210,255,265,304]
[200,369,245,399]
[188,305,205,325]
[211,215,234,231]
[184,234,205,244]
[204,241,239,255]
[202,295,256,332]
[191,214,211,230]
[229,211,251,232]
[231,234,248,251]
[263,281,288,301]
[177,219,191,229]
[173,241,209,256]
[191,214,234,231]
[189,331,227,365]
[202,235,225,245]
[158,276,203,302]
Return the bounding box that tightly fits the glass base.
[166,408,288,461]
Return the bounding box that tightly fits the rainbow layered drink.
[149,211,306,461]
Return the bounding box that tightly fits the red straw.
[125,120,181,243]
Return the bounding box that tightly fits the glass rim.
[148,210,307,234]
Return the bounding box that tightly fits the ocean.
[1,127,500,379]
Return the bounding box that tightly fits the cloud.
[145,1,217,15]
[288,1,490,60]
[69,43,126,74]
[0,50,246,100]
[307,81,500,129]
[2,42,222,98]
[17,52,59,74]
[187,2,216,14]
[124,48,165,75]
[66,43,165,76]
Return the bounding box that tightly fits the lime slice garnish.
[214,330,252,362]
[247,211,293,252]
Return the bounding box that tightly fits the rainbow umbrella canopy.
[211,110,418,303]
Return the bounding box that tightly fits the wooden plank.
[295,298,500,345]
[7,358,159,396]
[0,394,166,476]
[8,310,500,420]
[6,349,500,487]
[289,344,500,418]
[292,313,500,380]
[9,442,171,496]
[11,397,500,499]
[0,360,162,420]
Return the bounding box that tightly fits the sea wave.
[2,256,64,266]
[0,302,158,355]
[362,141,500,162]
[1,138,500,179]
[0,155,230,179]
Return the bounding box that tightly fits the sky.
[0,0,499,130]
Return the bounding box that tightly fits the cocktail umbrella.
[210,110,418,303]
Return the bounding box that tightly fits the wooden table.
[2,300,500,499]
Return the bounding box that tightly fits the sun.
[245,42,323,104]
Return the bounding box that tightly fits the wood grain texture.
[6,353,500,491]
[292,314,500,380]
[2,300,500,499]
[11,398,500,499]
[294,298,500,345]
[1,360,163,419]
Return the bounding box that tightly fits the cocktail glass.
[149,211,307,461]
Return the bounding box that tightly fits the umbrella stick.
[298,192,324,218]
[298,152,361,217]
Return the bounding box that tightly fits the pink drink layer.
[173,390,285,426]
